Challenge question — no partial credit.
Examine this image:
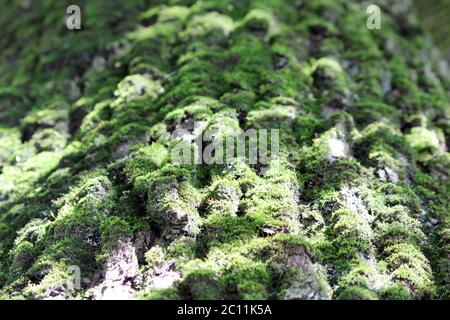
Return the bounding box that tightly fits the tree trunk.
[0,0,449,300]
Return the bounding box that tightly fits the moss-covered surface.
[0,0,449,300]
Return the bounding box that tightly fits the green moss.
[336,287,378,300]
[164,101,215,124]
[1,0,449,300]
[0,88,29,126]
[220,90,256,114]
[323,209,374,275]
[181,264,222,300]
[21,108,69,141]
[238,160,301,234]
[308,58,355,113]
[112,74,164,108]
[405,127,443,162]
[138,287,183,300]
[246,104,297,129]
[124,143,169,183]
[0,150,63,202]
[144,246,165,268]
[354,123,416,182]
[99,217,132,251]
[183,12,234,42]
[198,215,262,252]
[218,255,270,300]
[383,243,434,298]
[23,262,75,299]
[294,115,326,146]
[238,9,279,40]
[380,284,411,300]
[9,241,37,277]
[29,129,67,153]
[140,5,190,26]
[386,57,422,115]
[204,178,242,216]
[180,247,273,300]
[347,101,401,129]
[146,167,202,241]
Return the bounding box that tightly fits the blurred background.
[414,0,450,61]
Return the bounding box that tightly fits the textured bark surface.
[414,0,450,61]
[0,0,449,300]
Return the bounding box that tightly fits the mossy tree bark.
[0,0,449,300]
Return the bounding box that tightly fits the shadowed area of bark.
[0,0,449,300]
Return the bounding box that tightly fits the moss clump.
[0,0,449,300]
[204,178,242,216]
[406,127,444,162]
[99,217,132,252]
[336,287,378,300]
[9,241,37,277]
[382,243,435,298]
[380,284,411,300]
[112,74,164,107]
[238,9,279,40]
[323,209,374,275]
[183,12,234,43]
[146,167,203,242]
[21,108,69,142]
